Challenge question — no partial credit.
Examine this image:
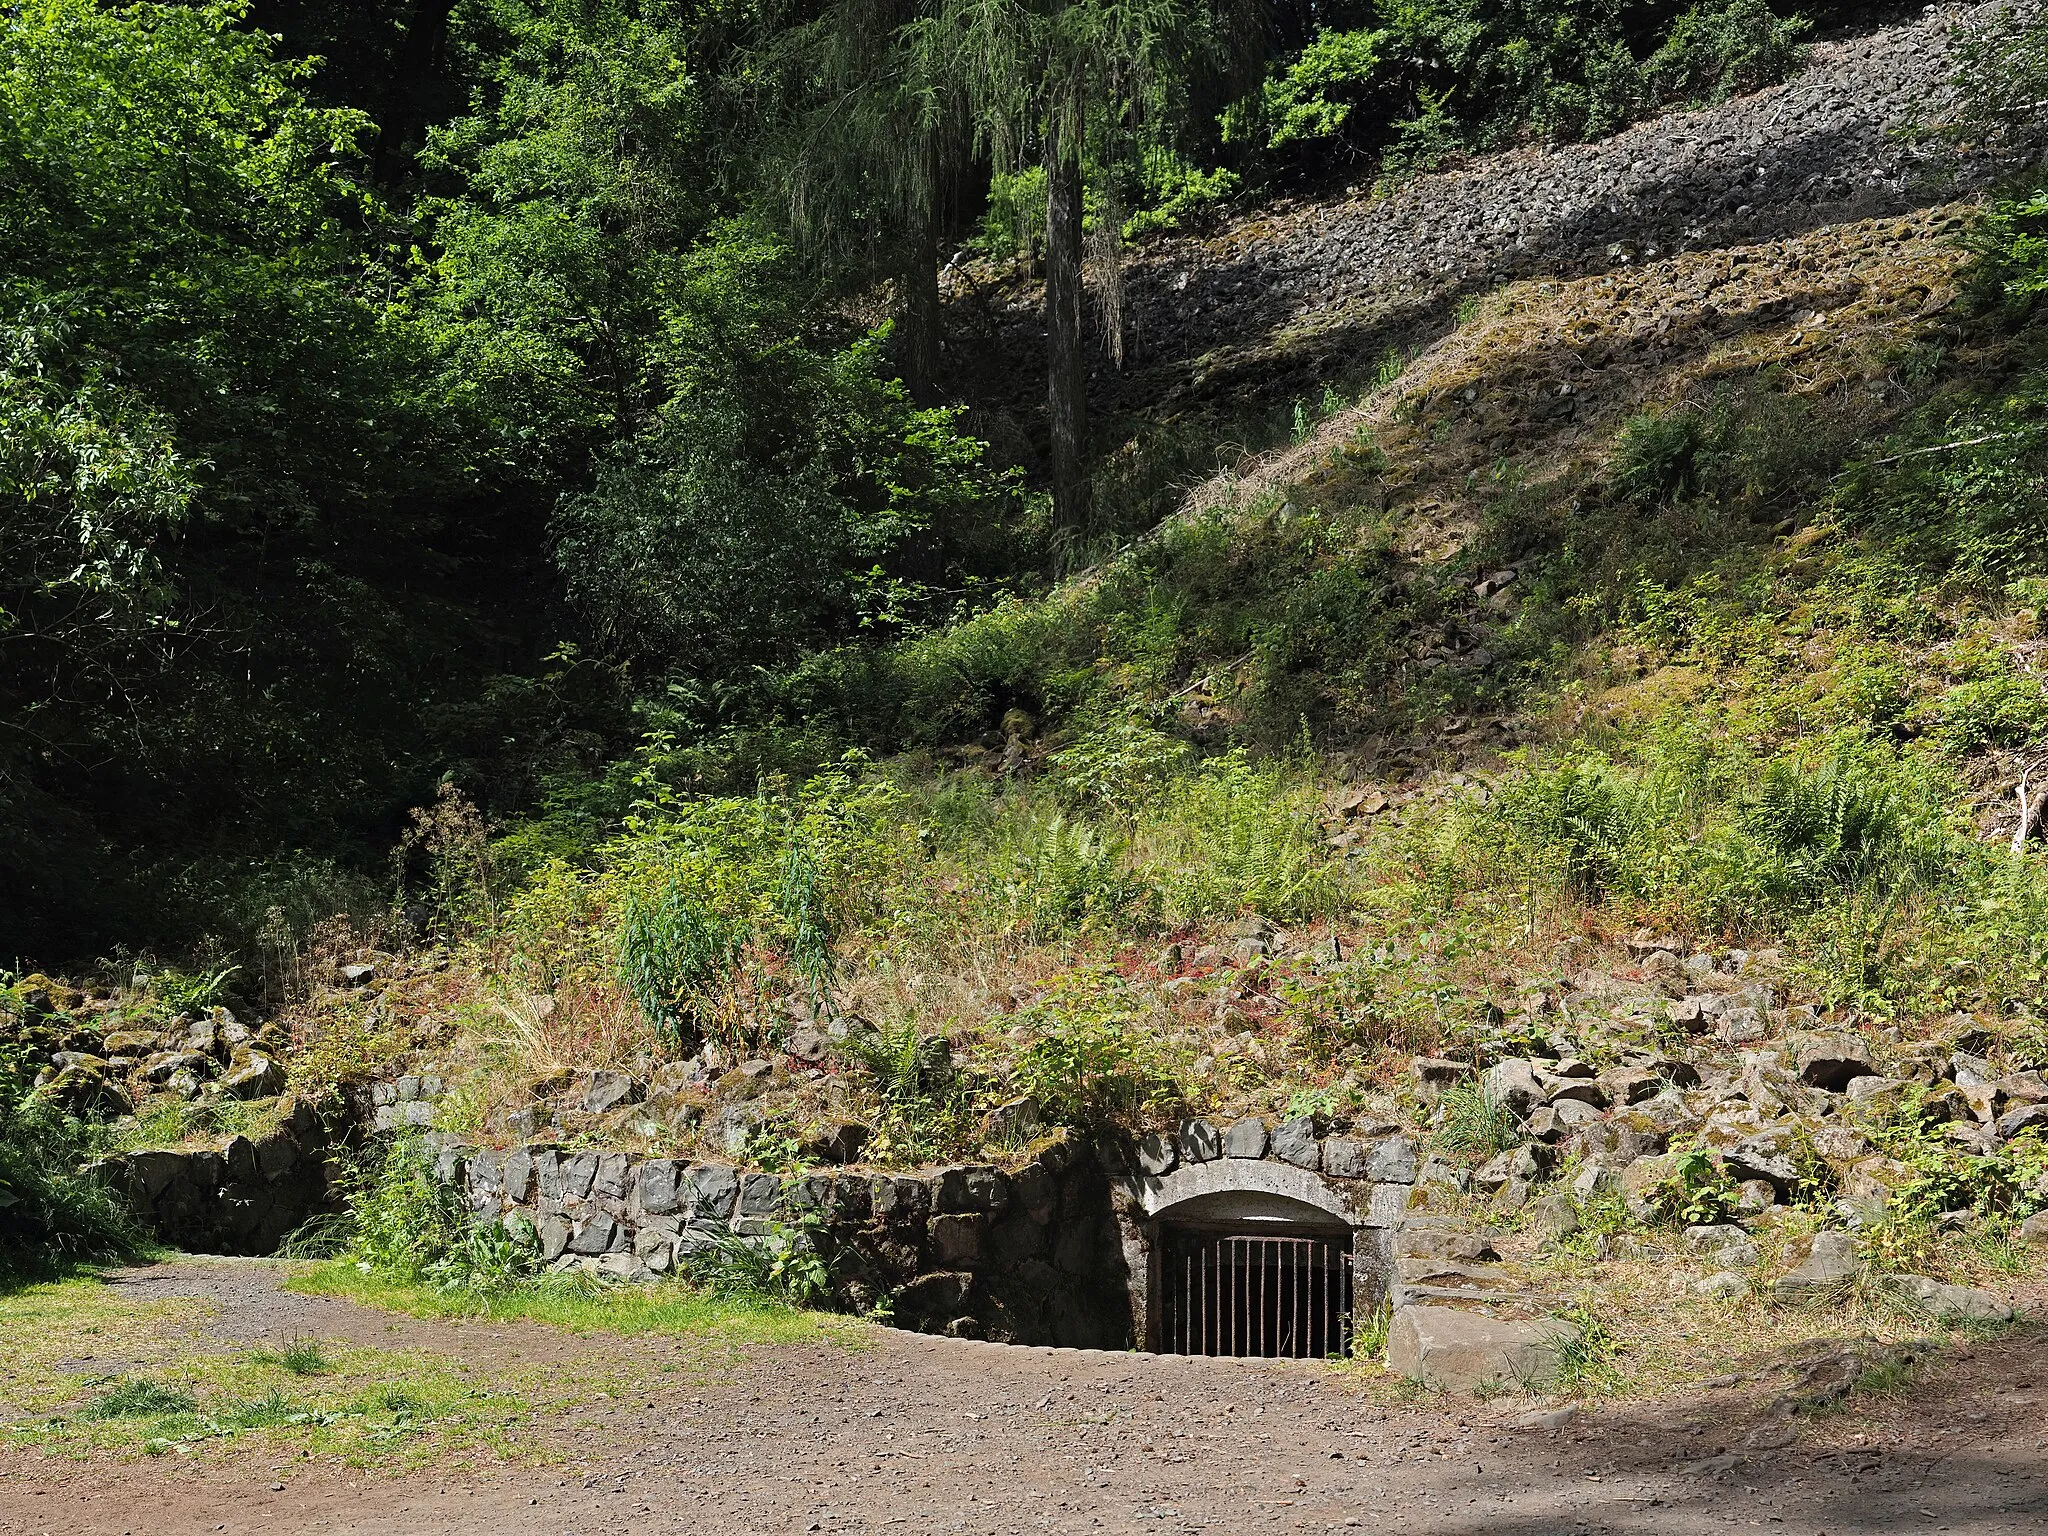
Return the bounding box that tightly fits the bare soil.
[1,1261,2043,1536]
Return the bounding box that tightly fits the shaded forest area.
[0,0,1909,962]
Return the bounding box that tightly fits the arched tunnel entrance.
[1153,1190,1354,1358]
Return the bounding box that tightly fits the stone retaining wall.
[91,1099,341,1255]
[433,1110,1430,1349]
[436,1128,1133,1346]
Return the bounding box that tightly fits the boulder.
[1793,1034,1877,1092]
[1998,1103,2048,1140]
[802,1121,872,1165]
[1483,1059,1547,1119]
[1771,1231,1860,1302]
[219,1052,285,1100]
[1891,1274,2013,1325]
[2017,1211,2048,1247]
[1682,1224,1759,1268]
[783,1026,831,1065]
[1388,1305,1571,1391]
[579,1070,641,1115]
[1411,1057,1472,1100]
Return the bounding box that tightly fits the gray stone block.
[738,1172,783,1217]
[538,1214,571,1263]
[934,1165,1010,1213]
[1176,1120,1222,1163]
[569,1213,619,1255]
[683,1163,739,1220]
[1223,1118,1269,1159]
[1010,1163,1056,1222]
[1136,1132,1178,1176]
[466,1147,504,1194]
[1366,1135,1418,1183]
[501,1149,534,1204]
[558,1151,599,1200]
[871,1174,929,1223]
[1388,1304,1569,1391]
[1322,1136,1370,1179]
[593,1152,630,1201]
[1270,1117,1321,1170]
[632,1158,681,1216]
[930,1213,988,1266]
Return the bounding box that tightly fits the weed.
[1544,1303,1622,1397]
[1349,1301,1392,1362]
[1432,1077,1517,1163]
[679,1219,830,1308]
[1643,1149,1742,1227]
[80,1378,197,1419]
[250,1338,331,1376]
[223,1387,301,1428]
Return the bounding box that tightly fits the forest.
[2,0,1876,963]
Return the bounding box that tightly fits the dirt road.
[1,1262,2043,1535]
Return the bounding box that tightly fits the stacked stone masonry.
[91,1099,341,1255]
[432,1112,1428,1350]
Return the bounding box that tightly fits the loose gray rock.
[1793,1034,1876,1092]
[1484,1059,1547,1119]
[1772,1230,1860,1301]
[1891,1274,2014,1324]
[1683,1224,1760,1268]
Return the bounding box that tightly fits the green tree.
[909,0,1257,541]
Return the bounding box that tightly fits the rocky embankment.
[948,1,2015,432]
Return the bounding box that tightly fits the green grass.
[288,1262,864,1347]
[1,1274,569,1469]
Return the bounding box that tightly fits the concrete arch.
[1118,1158,1371,1227]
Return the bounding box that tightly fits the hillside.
[7,0,2048,1417]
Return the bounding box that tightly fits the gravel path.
[948,1,2025,433]
[2,1261,2045,1535]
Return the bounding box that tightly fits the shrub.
[338,1138,536,1293]
[0,1068,141,1279]
[1643,0,1809,106]
[1010,971,1185,1127]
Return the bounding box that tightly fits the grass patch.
[248,1337,332,1375]
[0,1272,598,1469]
[288,1262,862,1348]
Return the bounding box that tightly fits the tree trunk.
[1043,110,1089,542]
[898,213,943,405]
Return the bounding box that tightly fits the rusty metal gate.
[1157,1228,1353,1359]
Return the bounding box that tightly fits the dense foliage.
[0,0,1958,968]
